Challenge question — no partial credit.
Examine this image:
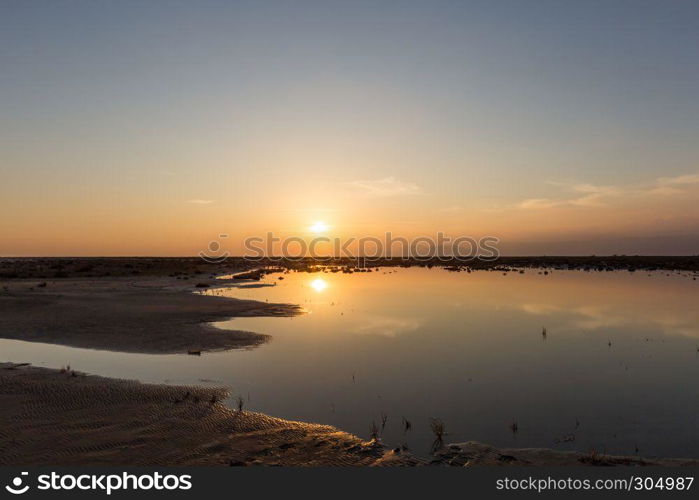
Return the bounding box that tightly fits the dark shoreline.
[2,255,699,280]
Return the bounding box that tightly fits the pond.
[2,267,699,458]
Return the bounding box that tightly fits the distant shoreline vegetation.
[2,256,699,280]
[202,232,501,263]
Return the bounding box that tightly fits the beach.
[0,275,300,354]
[2,363,696,466]
[0,362,405,466]
[1,258,699,466]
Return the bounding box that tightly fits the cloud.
[519,198,561,210]
[657,173,699,186]
[186,199,215,204]
[519,184,615,209]
[644,186,684,196]
[518,171,699,210]
[347,177,422,197]
[568,184,619,207]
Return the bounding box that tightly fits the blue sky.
[2,0,699,255]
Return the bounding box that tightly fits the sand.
[433,442,699,467]
[0,277,301,353]
[0,363,419,466]
[2,363,698,466]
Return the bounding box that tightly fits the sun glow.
[309,221,329,234]
[310,278,328,292]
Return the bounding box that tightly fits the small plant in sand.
[579,448,607,465]
[509,420,519,435]
[369,421,380,442]
[430,418,445,452]
[380,412,388,432]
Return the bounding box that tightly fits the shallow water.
[3,268,699,458]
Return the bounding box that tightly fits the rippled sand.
[0,363,413,466]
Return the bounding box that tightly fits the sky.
[1,0,699,256]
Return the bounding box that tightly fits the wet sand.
[0,363,411,466]
[2,363,696,466]
[433,442,699,467]
[0,277,300,354]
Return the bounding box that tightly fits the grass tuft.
[430,418,445,452]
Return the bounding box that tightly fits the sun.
[310,278,328,292]
[309,221,329,233]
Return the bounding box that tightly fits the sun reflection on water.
[309,278,328,292]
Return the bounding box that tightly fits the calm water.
[2,268,699,458]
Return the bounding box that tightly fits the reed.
[430,418,445,452]
[369,421,380,441]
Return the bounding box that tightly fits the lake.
[2,267,699,458]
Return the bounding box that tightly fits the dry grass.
[380,412,388,432]
[369,421,380,441]
[430,418,445,452]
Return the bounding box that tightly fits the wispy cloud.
[518,171,699,210]
[519,198,561,210]
[519,183,616,209]
[347,176,422,197]
[186,199,215,204]
[657,173,699,186]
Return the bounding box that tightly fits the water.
[2,267,699,458]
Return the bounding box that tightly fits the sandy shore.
[0,363,417,466]
[2,363,697,466]
[433,442,699,467]
[0,276,300,353]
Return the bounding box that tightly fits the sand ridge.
[0,276,301,353]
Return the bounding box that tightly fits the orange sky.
[2,2,699,256]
